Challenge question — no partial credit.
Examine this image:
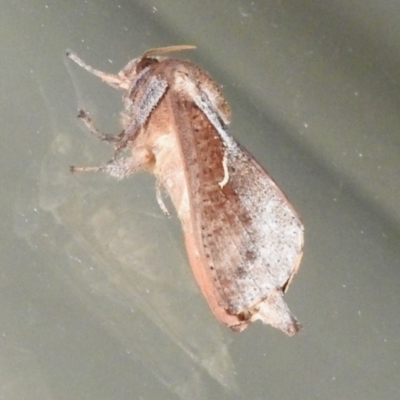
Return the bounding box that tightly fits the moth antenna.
[141,45,196,59]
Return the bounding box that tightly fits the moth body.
[68,46,304,335]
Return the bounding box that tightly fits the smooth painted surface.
[2,1,399,399]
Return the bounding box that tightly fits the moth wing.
[170,92,303,333]
[223,146,304,305]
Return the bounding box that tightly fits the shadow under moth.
[67,45,304,336]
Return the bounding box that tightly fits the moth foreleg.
[77,109,123,144]
[66,52,122,89]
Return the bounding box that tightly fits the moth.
[67,45,304,335]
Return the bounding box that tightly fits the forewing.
[221,147,304,313]
[171,95,303,315]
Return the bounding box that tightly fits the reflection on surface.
[15,132,238,399]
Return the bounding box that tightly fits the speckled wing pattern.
[170,84,304,332]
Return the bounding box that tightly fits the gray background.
[2,0,399,399]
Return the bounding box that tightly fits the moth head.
[118,56,159,81]
[67,46,196,92]
[116,45,196,90]
[116,57,147,84]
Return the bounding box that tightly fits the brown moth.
[67,45,304,336]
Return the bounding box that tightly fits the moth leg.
[71,146,155,180]
[77,109,123,143]
[70,157,132,179]
[155,183,171,217]
[67,52,123,89]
